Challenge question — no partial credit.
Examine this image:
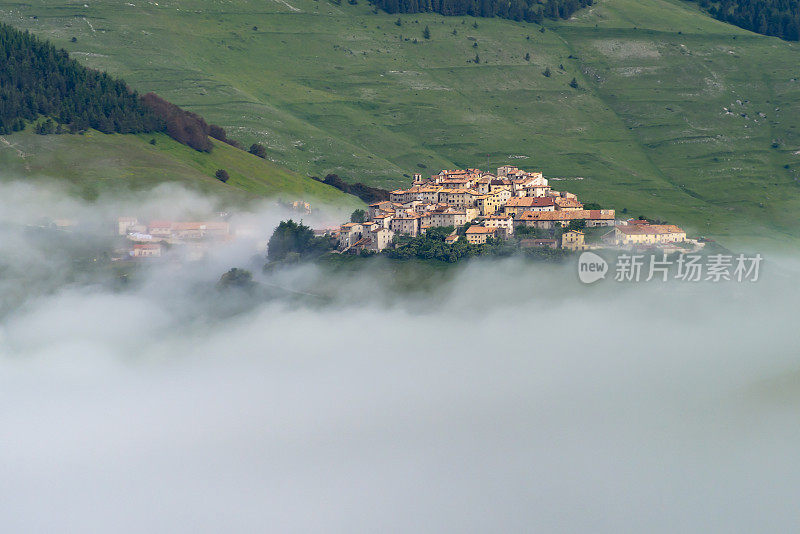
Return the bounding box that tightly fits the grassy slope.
[0,0,798,246]
[557,0,800,247]
[0,129,360,208]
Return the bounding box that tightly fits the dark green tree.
[35,119,56,135]
[249,143,268,158]
[267,219,335,262]
[215,169,230,183]
[567,219,586,231]
[350,209,367,223]
[218,268,255,289]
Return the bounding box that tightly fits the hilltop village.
[97,165,695,264]
[333,166,693,254]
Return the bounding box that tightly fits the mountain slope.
[1,0,799,245]
[0,130,360,208]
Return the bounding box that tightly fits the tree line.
[0,22,162,135]
[0,22,238,152]
[370,0,593,24]
[691,0,800,41]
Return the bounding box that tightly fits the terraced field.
[1,0,799,246]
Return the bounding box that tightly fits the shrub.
[209,124,228,142]
[218,268,255,289]
[249,143,268,158]
[215,169,230,183]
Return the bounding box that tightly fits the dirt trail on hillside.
[0,136,31,171]
[274,0,300,12]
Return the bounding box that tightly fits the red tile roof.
[516,209,615,221]
[466,225,497,234]
[505,197,555,208]
[617,224,684,235]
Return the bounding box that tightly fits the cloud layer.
[1,181,799,533]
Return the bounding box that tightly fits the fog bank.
[1,181,799,533]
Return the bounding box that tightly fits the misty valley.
[4,0,800,530]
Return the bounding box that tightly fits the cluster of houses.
[115,217,232,260]
[110,168,690,261]
[332,165,689,253]
[114,198,317,261]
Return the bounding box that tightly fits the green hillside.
[0,129,360,209]
[1,0,799,245]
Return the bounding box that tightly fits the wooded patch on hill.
[0,22,234,153]
[690,0,800,41]
[0,22,161,135]
[369,0,593,24]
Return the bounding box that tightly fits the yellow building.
[614,224,686,246]
[465,225,498,244]
[554,197,584,211]
[475,189,512,216]
[561,230,586,251]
